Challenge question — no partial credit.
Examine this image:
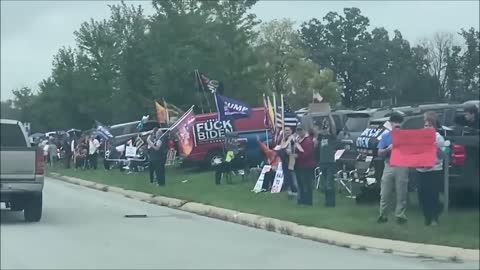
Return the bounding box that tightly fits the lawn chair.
[165,149,177,166]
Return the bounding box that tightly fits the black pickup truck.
[446,126,479,206]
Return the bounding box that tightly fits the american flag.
[274,100,298,145]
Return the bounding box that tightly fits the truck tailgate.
[0,148,36,180]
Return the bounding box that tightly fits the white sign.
[271,162,284,193]
[125,146,137,157]
[252,165,271,193]
[334,149,345,161]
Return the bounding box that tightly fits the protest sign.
[252,165,272,193]
[271,162,284,193]
[390,128,436,167]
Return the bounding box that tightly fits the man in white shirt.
[88,135,100,170]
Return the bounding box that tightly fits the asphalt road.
[1,178,478,269]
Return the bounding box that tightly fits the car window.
[312,116,328,127]
[402,117,425,129]
[332,115,342,130]
[1,123,27,147]
[344,117,370,132]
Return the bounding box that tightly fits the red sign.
[390,128,436,167]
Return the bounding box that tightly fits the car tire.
[206,151,223,169]
[24,193,42,222]
[9,202,24,212]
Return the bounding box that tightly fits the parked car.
[1,119,45,222]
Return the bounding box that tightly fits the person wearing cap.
[377,113,409,224]
[293,123,316,206]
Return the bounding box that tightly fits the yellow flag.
[155,101,167,124]
[267,97,275,127]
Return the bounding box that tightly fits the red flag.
[170,107,196,156]
[390,128,436,167]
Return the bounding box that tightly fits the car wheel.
[24,193,42,222]
[207,151,223,169]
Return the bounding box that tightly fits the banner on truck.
[193,119,234,145]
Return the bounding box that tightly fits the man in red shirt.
[293,124,316,206]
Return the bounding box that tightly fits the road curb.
[47,173,479,262]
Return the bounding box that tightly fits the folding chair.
[165,149,177,166]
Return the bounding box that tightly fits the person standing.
[157,129,168,186]
[148,129,167,186]
[47,139,58,167]
[88,135,100,170]
[274,127,297,196]
[63,138,72,169]
[294,124,315,206]
[377,113,409,224]
[417,112,446,226]
[317,117,338,207]
[147,128,159,184]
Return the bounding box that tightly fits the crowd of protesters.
[39,105,478,227]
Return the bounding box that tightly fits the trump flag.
[214,93,251,121]
[390,128,436,167]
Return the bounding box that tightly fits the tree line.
[2,0,479,132]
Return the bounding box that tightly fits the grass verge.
[49,166,479,249]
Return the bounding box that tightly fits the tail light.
[35,148,45,175]
[451,144,466,166]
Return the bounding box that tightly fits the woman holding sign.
[417,112,446,226]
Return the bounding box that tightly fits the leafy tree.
[0,100,20,120]
[419,32,455,100]
[459,27,480,100]
[256,18,305,95]
[300,8,372,107]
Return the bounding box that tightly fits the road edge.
[48,172,479,262]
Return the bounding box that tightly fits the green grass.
[49,166,479,249]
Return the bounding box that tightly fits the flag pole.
[281,93,285,141]
[194,70,205,113]
[263,94,269,148]
[159,105,195,140]
[272,93,277,127]
[196,69,212,113]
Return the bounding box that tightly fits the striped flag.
[94,120,114,140]
[274,98,298,145]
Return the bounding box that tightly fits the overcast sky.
[1,0,479,101]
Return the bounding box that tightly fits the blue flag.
[214,93,251,121]
[95,120,114,140]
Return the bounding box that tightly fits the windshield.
[344,116,370,132]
